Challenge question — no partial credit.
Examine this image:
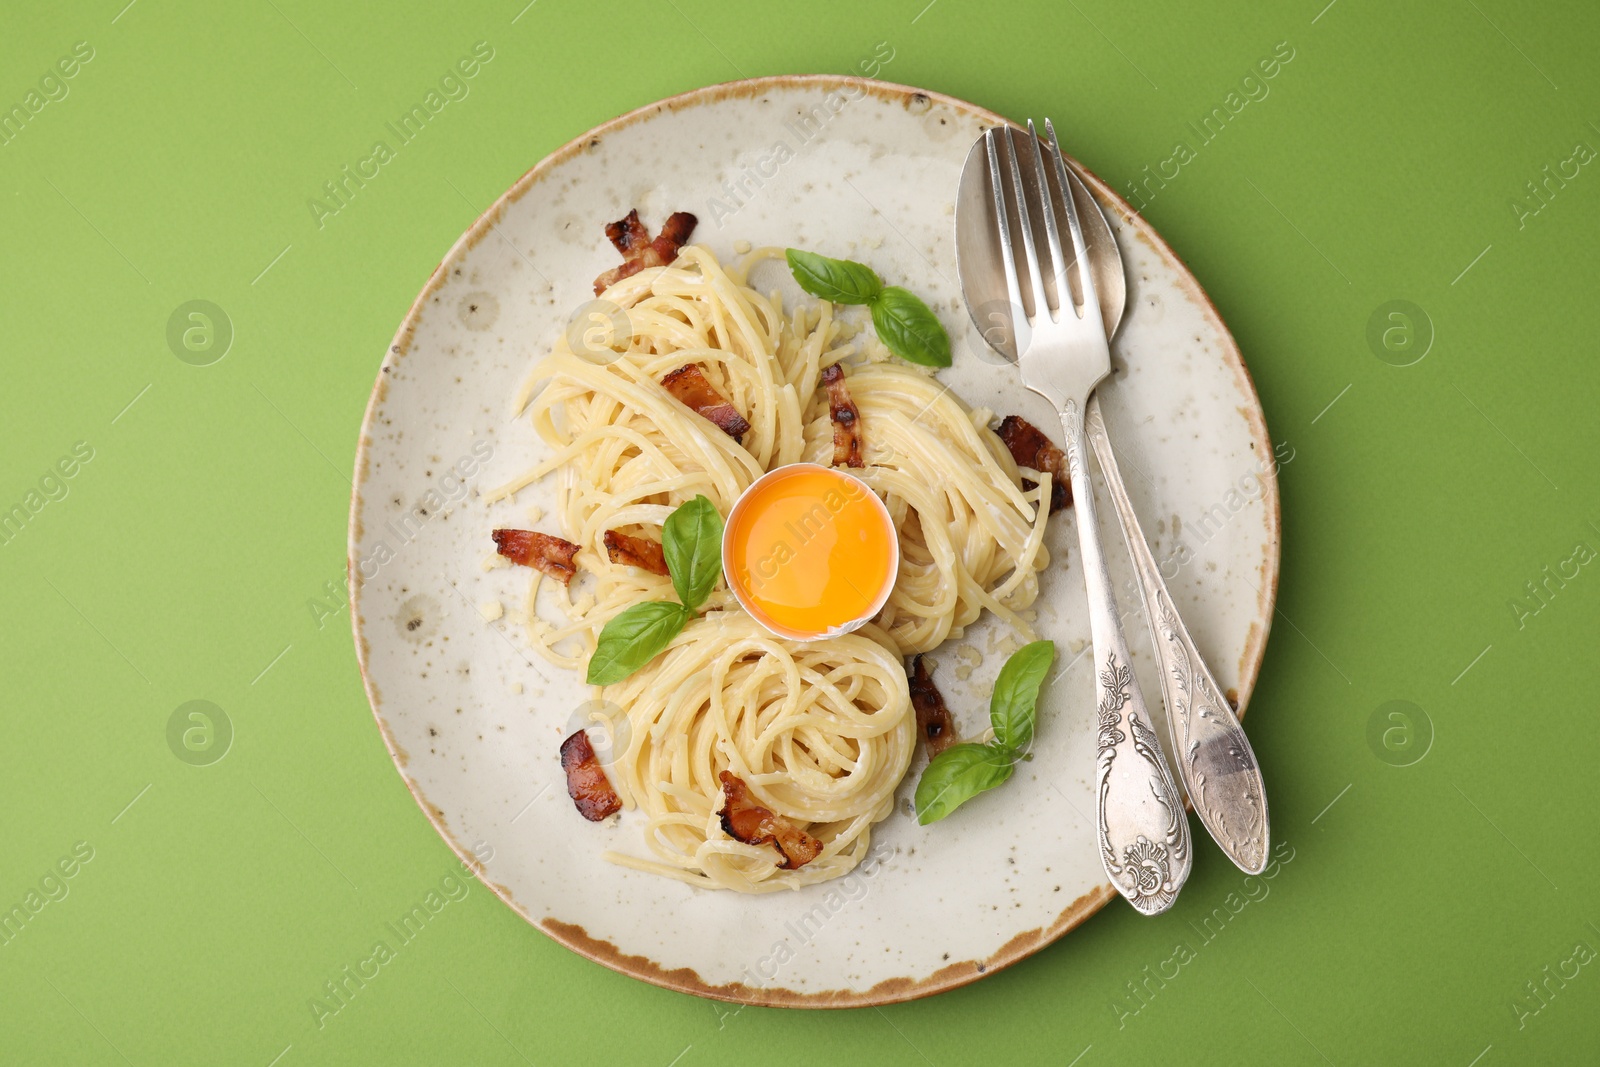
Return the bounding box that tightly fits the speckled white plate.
[349,75,1280,1007]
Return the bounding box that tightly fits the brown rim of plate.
[347,73,1282,1010]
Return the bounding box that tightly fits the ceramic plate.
[349,75,1280,1007]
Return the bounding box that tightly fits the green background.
[3,0,1596,1062]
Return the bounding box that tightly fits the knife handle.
[1059,399,1191,915]
[1085,396,1270,874]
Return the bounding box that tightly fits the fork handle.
[1059,399,1191,915]
[1085,396,1271,874]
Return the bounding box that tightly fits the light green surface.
[4,1,1597,1063]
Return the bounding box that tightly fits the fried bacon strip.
[718,771,823,870]
[820,364,864,468]
[651,211,697,258]
[592,209,699,295]
[604,209,651,255]
[492,529,581,585]
[909,655,958,758]
[604,530,669,576]
[660,364,751,442]
[996,415,1072,512]
[560,730,622,821]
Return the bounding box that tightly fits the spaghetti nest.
[489,246,1052,890]
[604,612,912,892]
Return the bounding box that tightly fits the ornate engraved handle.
[1060,400,1191,915]
[1085,396,1270,874]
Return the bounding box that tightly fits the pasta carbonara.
[487,243,1052,891]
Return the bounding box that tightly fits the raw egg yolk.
[725,465,896,639]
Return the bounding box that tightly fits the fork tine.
[984,129,1029,329]
[1024,120,1070,316]
[1001,126,1053,321]
[1044,119,1104,334]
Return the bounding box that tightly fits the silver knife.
[1085,400,1270,873]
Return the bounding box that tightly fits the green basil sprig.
[784,249,951,368]
[913,743,1015,825]
[914,640,1056,824]
[988,639,1055,751]
[785,249,883,304]
[869,286,951,369]
[585,602,690,687]
[586,496,723,686]
[662,495,723,609]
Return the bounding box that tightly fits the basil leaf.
[586,601,690,686]
[785,248,883,305]
[662,495,724,611]
[990,640,1056,752]
[914,742,1016,824]
[870,286,951,367]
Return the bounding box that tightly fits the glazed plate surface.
[349,75,1280,1006]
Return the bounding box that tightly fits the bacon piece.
[820,364,864,468]
[718,771,823,870]
[909,655,958,758]
[560,730,622,821]
[996,415,1072,512]
[604,209,652,255]
[592,257,649,294]
[660,363,751,442]
[492,529,581,585]
[651,211,697,260]
[604,530,669,576]
[593,209,699,295]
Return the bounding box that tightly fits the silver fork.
[985,120,1191,915]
